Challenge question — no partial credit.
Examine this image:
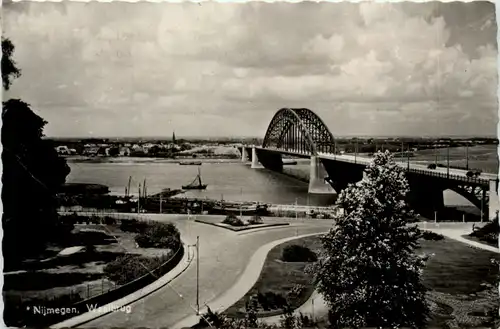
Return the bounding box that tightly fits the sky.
[3,1,498,138]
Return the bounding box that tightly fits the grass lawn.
[224,235,499,328]
[224,236,323,318]
[3,220,175,327]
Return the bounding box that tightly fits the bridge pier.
[309,156,336,194]
[240,147,248,162]
[489,179,499,220]
[251,147,263,169]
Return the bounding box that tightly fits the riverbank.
[65,156,241,164]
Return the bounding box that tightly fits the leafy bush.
[248,215,263,225]
[120,218,148,233]
[282,244,318,262]
[286,284,307,305]
[90,215,101,224]
[427,164,437,169]
[104,216,117,225]
[135,222,181,249]
[256,291,288,311]
[74,229,115,245]
[422,231,444,241]
[466,171,474,178]
[103,253,170,285]
[470,218,499,245]
[222,214,244,226]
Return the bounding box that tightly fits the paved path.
[260,223,499,325]
[79,215,333,328]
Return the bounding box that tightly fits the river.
[66,145,498,207]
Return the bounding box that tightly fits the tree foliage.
[2,38,21,90]
[312,151,429,328]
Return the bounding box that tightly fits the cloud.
[3,1,498,137]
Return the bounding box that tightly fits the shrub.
[103,253,170,285]
[135,222,181,249]
[90,215,101,224]
[286,284,306,304]
[248,215,263,225]
[474,171,482,177]
[282,244,318,262]
[427,163,437,169]
[256,291,287,311]
[104,216,117,225]
[470,218,499,245]
[466,171,474,178]
[422,231,444,241]
[74,229,114,244]
[120,218,148,233]
[222,214,244,227]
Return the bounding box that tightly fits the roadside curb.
[171,231,328,329]
[194,219,290,232]
[52,239,194,328]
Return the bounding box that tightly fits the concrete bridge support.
[489,179,499,220]
[240,147,248,162]
[309,156,336,194]
[251,147,263,169]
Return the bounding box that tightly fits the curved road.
[79,215,334,328]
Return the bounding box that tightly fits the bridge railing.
[407,168,489,185]
[256,146,493,186]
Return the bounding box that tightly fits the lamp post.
[312,297,315,323]
[138,184,141,214]
[295,198,298,221]
[196,236,200,315]
[401,141,404,163]
[480,191,484,223]
[240,188,243,218]
[334,140,337,159]
[354,138,358,164]
[466,142,469,171]
[434,143,438,165]
[407,145,410,170]
[447,143,450,178]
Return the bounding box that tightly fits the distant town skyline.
[3,1,498,138]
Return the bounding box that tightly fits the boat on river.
[179,161,202,165]
[182,167,208,190]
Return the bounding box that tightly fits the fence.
[268,205,340,219]
[36,241,185,327]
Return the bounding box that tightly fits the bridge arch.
[262,108,335,156]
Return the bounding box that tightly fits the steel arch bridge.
[262,108,335,155]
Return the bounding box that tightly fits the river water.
[66,145,498,207]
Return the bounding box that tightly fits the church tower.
[172,131,176,144]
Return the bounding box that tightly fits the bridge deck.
[251,146,497,185]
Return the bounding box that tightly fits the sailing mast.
[127,176,132,197]
[197,167,202,187]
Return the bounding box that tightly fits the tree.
[312,151,429,328]
[108,146,120,157]
[2,37,21,90]
[2,38,71,268]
